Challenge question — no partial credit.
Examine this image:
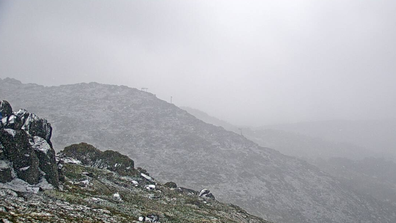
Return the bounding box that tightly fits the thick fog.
[1,0,396,126]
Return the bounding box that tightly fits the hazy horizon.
[1,0,396,126]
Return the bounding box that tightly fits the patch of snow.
[80,179,90,185]
[0,160,12,170]
[132,180,139,186]
[8,115,16,124]
[1,117,7,125]
[113,192,122,201]
[61,157,82,164]
[30,136,51,154]
[92,197,105,202]
[37,178,54,190]
[3,128,16,137]
[199,189,210,197]
[0,178,39,193]
[141,173,155,183]
[145,184,156,190]
[19,166,30,171]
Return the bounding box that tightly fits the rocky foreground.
[0,100,269,222]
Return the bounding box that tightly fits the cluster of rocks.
[0,99,268,222]
[0,100,59,189]
[0,188,125,223]
[58,142,137,176]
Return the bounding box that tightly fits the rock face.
[0,100,59,188]
[2,78,396,223]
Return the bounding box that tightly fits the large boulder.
[59,142,136,176]
[0,100,59,188]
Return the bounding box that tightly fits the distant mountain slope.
[312,157,396,205]
[264,120,396,159]
[1,78,396,223]
[182,107,372,160]
[183,106,396,208]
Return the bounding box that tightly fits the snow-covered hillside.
[1,78,395,223]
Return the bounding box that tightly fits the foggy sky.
[1,0,396,126]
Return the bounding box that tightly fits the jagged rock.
[0,100,59,188]
[59,142,136,176]
[15,109,53,146]
[0,128,41,184]
[30,136,59,187]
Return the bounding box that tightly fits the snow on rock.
[199,189,215,199]
[113,192,122,201]
[19,166,30,171]
[141,173,155,183]
[3,129,16,137]
[132,180,139,186]
[30,136,51,154]
[0,178,40,193]
[1,117,6,125]
[60,157,82,165]
[145,185,156,191]
[0,101,59,188]
[0,160,11,170]
[7,115,16,125]
[15,109,53,143]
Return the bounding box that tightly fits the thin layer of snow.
[3,128,16,137]
[0,178,40,193]
[30,136,51,154]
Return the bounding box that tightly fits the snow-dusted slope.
[1,78,395,223]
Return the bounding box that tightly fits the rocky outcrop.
[0,100,59,188]
[199,188,215,199]
[59,142,136,176]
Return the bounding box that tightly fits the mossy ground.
[0,162,270,222]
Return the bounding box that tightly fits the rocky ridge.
[0,100,268,222]
[1,78,396,222]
